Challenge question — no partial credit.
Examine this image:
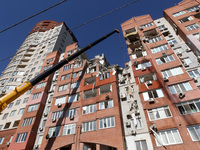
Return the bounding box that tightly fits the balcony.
[139,73,157,84]
[99,84,112,95]
[131,50,147,60]
[125,28,140,43]
[143,29,158,39]
[83,89,97,99]
[85,76,96,85]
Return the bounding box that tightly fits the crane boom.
[0,29,120,112]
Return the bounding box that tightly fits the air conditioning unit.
[183,62,189,67]
[57,103,62,108]
[193,77,198,83]
[52,118,56,122]
[146,80,152,86]
[126,122,131,127]
[43,112,47,117]
[139,27,143,30]
[179,92,185,99]
[45,134,49,139]
[134,61,138,66]
[148,98,154,103]
[2,90,6,93]
[47,99,51,103]
[141,66,146,71]
[69,115,74,120]
[198,56,200,62]
[46,62,49,64]
[163,76,169,82]
[186,48,191,52]
[1,82,4,85]
[162,52,167,57]
[177,51,182,56]
[6,142,10,147]
[39,127,43,131]
[35,144,39,149]
[131,130,136,135]
[135,109,140,115]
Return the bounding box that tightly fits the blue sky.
[0,0,181,74]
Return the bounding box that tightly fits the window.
[148,36,162,43]
[132,118,143,129]
[36,82,46,89]
[4,122,11,129]
[161,67,183,77]
[10,110,16,117]
[0,137,4,145]
[82,121,96,132]
[15,132,28,143]
[37,135,43,145]
[179,16,193,23]
[186,23,199,31]
[72,71,82,78]
[48,126,60,138]
[82,104,97,114]
[188,69,200,78]
[176,99,200,115]
[58,84,68,92]
[18,108,25,115]
[73,62,83,68]
[2,113,8,120]
[187,124,200,141]
[151,44,168,54]
[32,92,41,100]
[135,140,148,150]
[55,96,66,105]
[13,120,20,127]
[169,82,192,94]
[156,55,175,65]
[7,102,14,108]
[140,22,153,28]
[183,58,192,65]
[43,65,52,71]
[61,74,70,81]
[68,94,79,103]
[139,73,157,84]
[99,116,115,129]
[46,58,54,64]
[155,129,182,146]
[173,11,186,17]
[135,61,152,70]
[147,106,172,121]
[66,108,76,118]
[22,117,34,126]
[62,124,76,135]
[99,72,110,80]
[30,67,36,72]
[27,104,38,112]
[23,98,29,103]
[142,89,164,101]
[14,99,21,106]
[167,38,177,45]
[51,111,63,119]
[187,5,200,12]
[63,64,72,71]
[71,81,80,89]
[99,100,113,110]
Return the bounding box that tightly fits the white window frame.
[82,121,97,132]
[142,89,164,101]
[168,82,192,94]
[82,104,97,114]
[99,99,114,110]
[62,124,76,135]
[99,116,115,129]
[55,96,66,105]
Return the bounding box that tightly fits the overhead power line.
[70,0,139,30]
[0,0,68,34]
[0,0,139,63]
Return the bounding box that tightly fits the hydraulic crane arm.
[0,29,120,112]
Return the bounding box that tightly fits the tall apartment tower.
[121,12,200,150]
[0,20,125,150]
[0,20,77,149]
[164,0,200,56]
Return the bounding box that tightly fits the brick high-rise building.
[0,20,125,150]
[121,2,200,148]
